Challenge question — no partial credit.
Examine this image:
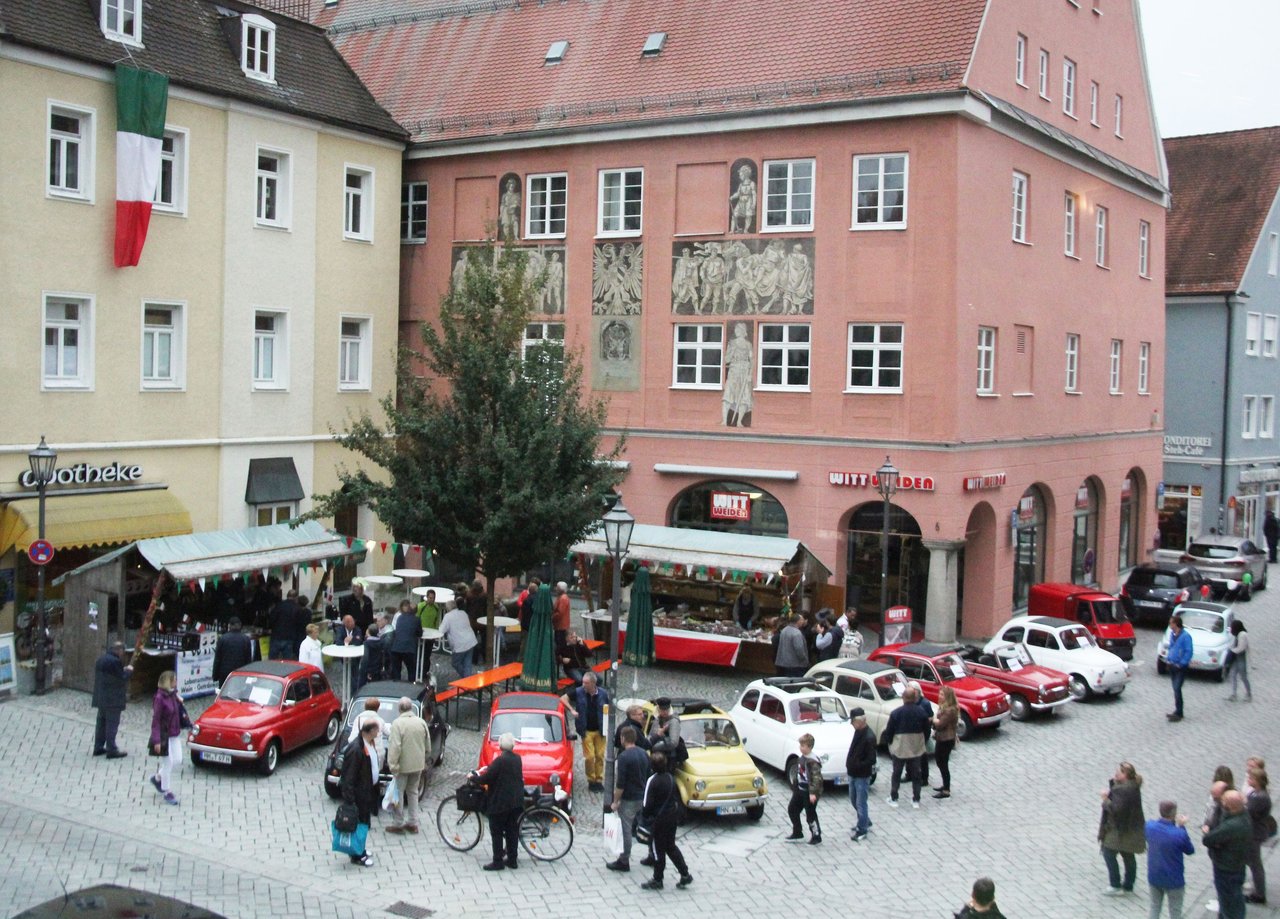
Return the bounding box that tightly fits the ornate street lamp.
[600,497,634,809]
[28,436,57,694]
[875,456,899,649]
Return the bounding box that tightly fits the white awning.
[136,520,361,581]
[570,523,831,580]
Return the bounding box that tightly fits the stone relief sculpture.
[498,173,521,241]
[591,316,640,391]
[450,243,565,314]
[670,238,814,315]
[591,242,643,315]
[728,159,758,234]
[600,319,632,362]
[722,321,754,427]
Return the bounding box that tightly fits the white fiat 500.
[987,616,1130,701]
[729,678,854,787]
[1156,601,1235,681]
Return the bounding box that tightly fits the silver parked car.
[1181,535,1268,598]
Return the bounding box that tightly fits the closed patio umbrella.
[623,565,655,673]
[521,584,556,693]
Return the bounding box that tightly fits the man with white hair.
[553,581,572,649]
[386,696,429,835]
[480,733,525,871]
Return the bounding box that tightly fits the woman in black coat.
[339,720,381,866]
[640,751,693,891]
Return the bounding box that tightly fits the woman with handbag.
[148,670,188,806]
[639,751,693,891]
[932,686,960,800]
[338,720,380,867]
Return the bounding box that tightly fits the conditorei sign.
[828,471,935,491]
[18,461,144,488]
[709,491,752,520]
[1163,435,1212,457]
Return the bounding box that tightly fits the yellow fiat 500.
[627,698,768,820]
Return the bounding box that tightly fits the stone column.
[922,538,966,643]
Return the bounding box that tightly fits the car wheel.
[1008,695,1030,721]
[258,739,281,777]
[322,713,341,745]
[190,751,203,768]
[1068,674,1091,701]
[1156,658,1167,675]
[955,713,972,741]
[746,803,765,822]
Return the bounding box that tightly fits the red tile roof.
[1164,127,1280,296]
[315,0,987,144]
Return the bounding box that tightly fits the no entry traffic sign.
[28,539,55,566]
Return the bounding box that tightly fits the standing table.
[416,627,443,683]
[489,616,520,666]
[321,643,364,702]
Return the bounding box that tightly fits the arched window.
[1118,473,1139,572]
[669,480,788,536]
[1070,479,1099,585]
[1013,485,1047,611]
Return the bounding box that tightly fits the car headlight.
[334,753,344,770]
[550,772,561,786]
[981,701,989,713]
[190,724,200,737]
[1037,686,1047,700]
[241,732,252,745]
[752,776,764,789]
[694,780,707,793]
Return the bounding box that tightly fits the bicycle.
[436,780,574,862]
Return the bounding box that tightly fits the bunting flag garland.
[113,65,169,267]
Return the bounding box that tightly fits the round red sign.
[28,539,55,566]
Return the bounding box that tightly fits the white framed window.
[598,168,643,236]
[1109,339,1122,393]
[255,147,290,228]
[846,323,904,393]
[338,316,371,390]
[1114,94,1123,136]
[1065,333,1080,392]
[153,128,188,215]
[1011,171,1029,243]
[47,102,94,201]
[1261,396,1276,439]
[1062,58,1077,116]
[253,310,288,390]
[757,324,811,390]
[852,154,908,229]
[1038,49,1050,98]
[401,181,428,243]
[1064,193,1077,257]
[101,0,141,44]
[42,294,94,390]
[1246,312,1261,356]
[977,326,997,394]
[1089,81,1099,125]
[1138,341,1150,394]
[1263,315,1278,358]
[673,324,724,388]
[1269,233,1278,276]
[1138,220,1150,277]
[141,301,185,389]
[343,165,374,241]
[763,158,815,231]
[241,13,276,83]
[1243,395,1258,439]
[1015,34,1027,85]
[255,503,294,527]
[522,322,566,361]
[1095,205,1108,266]
[526,172,568,238]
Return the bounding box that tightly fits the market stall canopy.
[1,488,190,552]
[571,524,832,580]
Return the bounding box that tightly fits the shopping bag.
[381,779,401,812]
[331,821,369,856]
[603,812,625,859]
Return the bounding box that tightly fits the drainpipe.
[1219,293,1235,533]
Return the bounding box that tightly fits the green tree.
[311,241,624,662]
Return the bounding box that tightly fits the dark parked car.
[1120,563,1205,624]
[322,680,448,800]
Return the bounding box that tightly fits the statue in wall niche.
[601,320,632,362]
[728,160,758,234]
[498,173,521,241]
[542,250,564,314]
[723,321,754,427]
[672,245,700,313]
[591,242,643,315]
[451,247,470,292]
[698,242,728,314]
[780,242,814,315]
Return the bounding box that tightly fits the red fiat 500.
[478,692,575,812]
[868,643,1012,739]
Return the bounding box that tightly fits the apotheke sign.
[19,461,144,488]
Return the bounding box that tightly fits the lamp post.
[599,497,634,810]
[875,456,899,649]
[28,436,57,695]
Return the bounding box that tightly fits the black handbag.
[334,802,359,832]
[456,782,486,812]
[632,814,653,844]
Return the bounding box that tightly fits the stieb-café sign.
[19,461,143,488]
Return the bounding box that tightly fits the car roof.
[352,680,428,701]
[495,692,561,712]
[896,642,957,658]
[1021,616,1077,629]
[1188,535,1247,548]
[1173,601,1230,615]
[753,677,838,696]
[1129,562,1196,575]
[832,659,899,676]
[234,661,309,678]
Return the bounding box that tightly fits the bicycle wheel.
[518,805,574,861]
[436,798,484,852]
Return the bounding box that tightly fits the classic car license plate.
[201,751,233,764]
[833,774,850,786]
[716,804,746,816]
[1136,600,1163,607]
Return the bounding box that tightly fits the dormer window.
[545,40,569,64]
[242,14,276,83]
[102,0,142,44]
[642,32,667,56]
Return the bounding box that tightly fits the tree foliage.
[311,242,624,608]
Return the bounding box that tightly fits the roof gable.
[1164,126,1280,296]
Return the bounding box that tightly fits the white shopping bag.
[603,812,625,859]
[381,779,401,813]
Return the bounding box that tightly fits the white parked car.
[1156,601,1235,681]
[729,678,855,787]
[804,658,907,742]
[987,616,1130,701]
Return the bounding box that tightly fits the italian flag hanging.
[114,65,169,267]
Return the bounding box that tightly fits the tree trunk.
[483,575,495,668]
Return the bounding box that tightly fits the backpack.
[670,736,689,767]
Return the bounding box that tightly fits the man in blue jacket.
[1166,615,1194,722]
[561,671,610,792]
[1146,799,1194,918]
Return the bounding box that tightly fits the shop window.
[668,479,788,537]
[845,502,927,623]
[1071,479,1099,585]
[1118,474,1138,572]
[1013,485,1047,611]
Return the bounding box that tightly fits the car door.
[751,691,789,770]
[282,676,314,749]
[1018,626,1051,668]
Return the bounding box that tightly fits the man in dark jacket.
[561,672,611,791]
[814,610,843,662]
[212,618,257,687]
[613,704,652,752]
[845,707,877,841]
[339,719,380,867]
[882,686,930,807]
[954,877,1006,918]
[91,641,132,758]
[1204,790,1253,919]
[340,583,376,635]
[1264,510,1279,563]
[1146,799,1194,919]
[480,733,525,870]
[269,591,299,660]
[387,601,423,680]
[356,625,384,690]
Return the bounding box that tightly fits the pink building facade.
[327,0,1168,640]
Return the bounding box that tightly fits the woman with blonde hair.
[299,622,325,669]
[932,686,959,799]
[149,670,189,806]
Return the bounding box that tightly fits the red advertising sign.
[710,491,751,520]
[962,472,1007,491]
[828,472,935,491]
[884,605,913,624]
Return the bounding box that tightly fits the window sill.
[850,223,907,232]
[338,385,371,393]
[595,231,643,240]
[243,71,278,86]
[1096,263,1110,271]
[1064,111,1078,120]
[1065,389,1083,396]
[1065,253,1080,260]
[400,238,427,246]
[1039,94,1051,102]
[41,381,93,392]
[843,388,903,395]
[1110,390,1124,396]
[153,207,188,219]
[47,190,94,205]
[1012,392,1035,398]
[525,233,567,241]
[255,221,292,232]
[1016,80,1028,89]
[1139,273,1151,280]
[141,383,185,392]
[761,224,814,234]
[757,387,812,394]
[976,392,1000,398]
[343,235,374,244]
[1013,238,1033,247]
[1138,391,1151,397]
[252,384,289,393]
[673,230,725,238]
[670,384,723,392]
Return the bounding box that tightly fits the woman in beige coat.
[932,686,960,799]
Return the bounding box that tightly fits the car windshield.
[684,717,741,748]
[934,653,970,681]
[790,696,848,724]
[490,711,564,744]
[218,674,283,706]
[873,674,907,700]
[345,697,416,732]
[1092,599,1128,624]
[1189,543,1240,560]
[1060,626,1096,650]
[1181,611,1226,633]
[994,646,1031,669]
[1133,571,1180,589]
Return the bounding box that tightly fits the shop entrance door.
[845,504,928,631]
